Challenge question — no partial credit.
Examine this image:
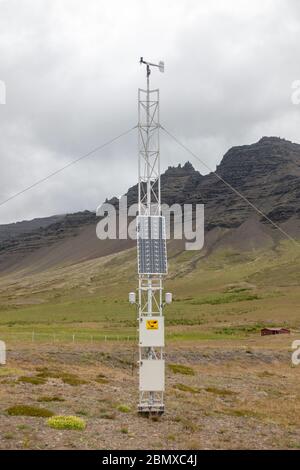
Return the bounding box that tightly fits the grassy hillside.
[1,240,300,449]
[0,239,299,342]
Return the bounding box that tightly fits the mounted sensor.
[158,61,164,73]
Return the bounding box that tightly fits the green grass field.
[1,240,300,449]
[0,240,299,342]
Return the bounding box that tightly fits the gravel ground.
[0,339,299,450]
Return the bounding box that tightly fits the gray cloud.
[0,0,300,223]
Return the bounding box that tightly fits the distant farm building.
[261,327,290,336]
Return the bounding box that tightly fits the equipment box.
[139,359,165,391]
[139,316,164,347]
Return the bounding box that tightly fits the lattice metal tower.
[129,58,171,414]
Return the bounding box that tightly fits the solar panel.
[137,216,167,275]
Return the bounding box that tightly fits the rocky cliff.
[123,136,300,231]
[0,136,299,273]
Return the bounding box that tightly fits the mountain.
[0,136,299,274]
[125,136,300,228]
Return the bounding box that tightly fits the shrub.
[7,405,54,417]
[47,415,86,430]
[117,404,131,413]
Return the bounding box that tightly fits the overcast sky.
[0,0,300,224]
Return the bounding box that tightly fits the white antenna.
[128,58,171,415]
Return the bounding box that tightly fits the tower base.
[138,403,164,416]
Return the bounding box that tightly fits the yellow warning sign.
[146,320,159,330]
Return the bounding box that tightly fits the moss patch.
[18,376,46,385]
[36,368,87,386]
[0,367,23,377]
[173,383,200,393]
[219,408,260,418]
[169,364,195,376]
[117,404,131,413]
[205,386,237,396]
[60,375,87,386]
[37,396,65,402]
[95,374,109,384]
[6,405,54,417]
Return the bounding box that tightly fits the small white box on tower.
[139,359,165,391]
[139,316,164,347]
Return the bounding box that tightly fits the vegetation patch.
[218,408,260,418]
[167,318,204,326]
[173,383,200,393]
[6,405,54,417]
[287,442,300,450]
[117,404,131,413]
[0,379,16,385]
[61,375,87,386]
[37,396,65,402]
[95,373,109,384]
[36,368,87,386]
[214,323,265,336]
[99,411,116,420]
[76,409,89,416]
[257,371,276,378]
[47,415,86,430]
[17,424,32,431]
[18,375,46,385]
[205,386,237,396]
[189,292,259,305]
[0,367,23,377]
[176,416,198,433]
[168,364,195,376]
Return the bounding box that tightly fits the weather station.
[129,58,172,415]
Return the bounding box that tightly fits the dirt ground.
[1,335,300,450]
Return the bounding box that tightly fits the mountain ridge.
[0,136,299,274]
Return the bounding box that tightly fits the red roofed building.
[261,327,290,336]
